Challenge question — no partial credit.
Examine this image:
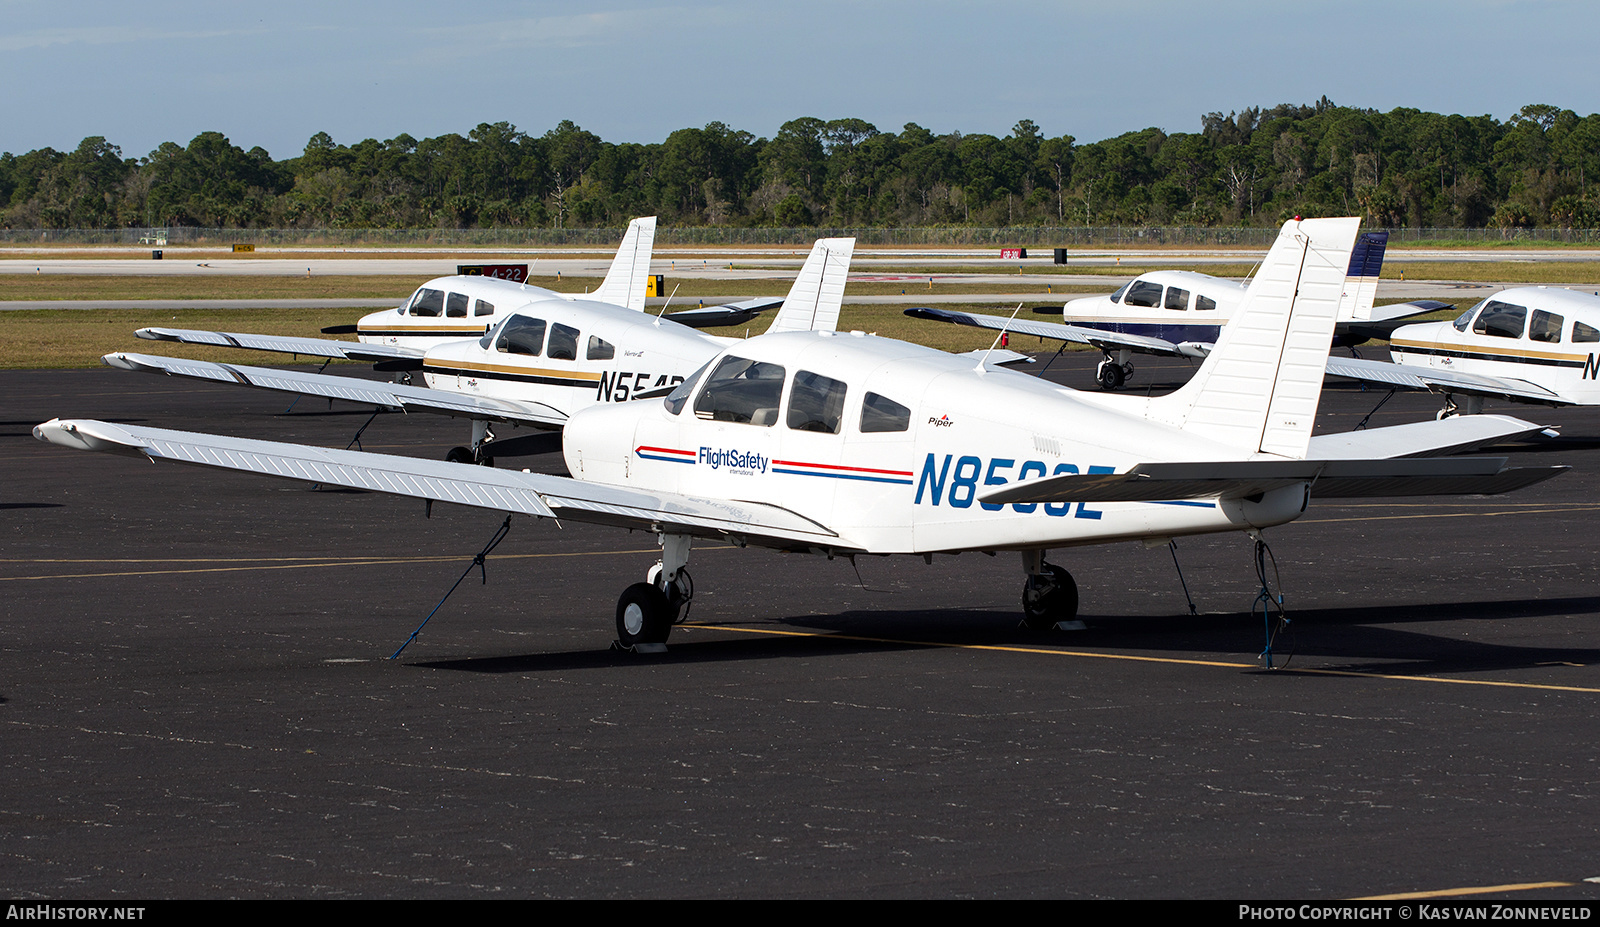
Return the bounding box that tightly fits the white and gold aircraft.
[37,219,1560,653]
[105,237,856,464]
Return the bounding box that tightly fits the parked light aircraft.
[35,219,1561,653]
[1325,286,1600,416]
[909,231,1446,390]
[105,238,856,465]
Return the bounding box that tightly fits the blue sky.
[4,0,1595,160]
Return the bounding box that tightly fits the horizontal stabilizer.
[105,352,568,427]
[664,297,785,328]
[137,327,425,362]
[979,457,1565,506]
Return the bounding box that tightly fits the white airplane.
[1325,286,1600,416]
[35,218,1562,655]
[909,231,1447,390]
[103,238,857,464]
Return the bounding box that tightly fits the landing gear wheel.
[616,582,672,647]
[1022,565,1079,631]
[1096,361,1125,391]
[446,446,473,464]
[646,564,696,623]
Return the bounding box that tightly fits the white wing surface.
[33,419,850,551]
[104,353,568,427]
[1325,355,1571,406]
[903,307,1198,357]
[135,327,426,361]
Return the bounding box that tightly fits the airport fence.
[7,226,1600,247]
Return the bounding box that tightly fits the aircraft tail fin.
[1339,230,1387,321]
[1148,217,1361,460]
[764,238,855,334]
[593,216,657,311]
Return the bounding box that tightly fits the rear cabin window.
[787,371,848,434]
[1575,322,1600,343]
[1123,280,1163,308]
[1164,287,1190,311]
[1195,295,1217,311]
[587,336,615,360]
[1473,301,1527,339]
[1529,310,1565,343]
[693,356,786,426]
[446,292,469,318]
[860,392,911,433]
[408,288,444,317]
[547,323,579,360]
[474,299,494,317]
[496,316,546,356]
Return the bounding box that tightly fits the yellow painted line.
[1302,504,1600,525]
[0,548,661,582]
[680,625,1600,694]
[1356,881,1576,900]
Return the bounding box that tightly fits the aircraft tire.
[616,582,673,647]
[1096,362,1125,391]
[1022,565,1078,630]
[445,446,474,464]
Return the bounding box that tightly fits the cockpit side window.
[408,288,444,317]
[664,361,712,415]
[547,323,579,360]
[1123,280,1163,308]
[446,292,469,318]
[693,356,786,426]
[860,392,911,433]
[1164,287,1190,311]
[1529,309,1565,343]
[787,370,848,434]
[496,316,546,356]
[1473,301,1527,339]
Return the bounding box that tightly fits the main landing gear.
[1021,550,1079,631]
[446,420,496,467]
[1435,393,1484,420]
[1095,348,1135,391]
[615,533,694,651]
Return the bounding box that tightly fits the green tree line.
[5,100,1599,230]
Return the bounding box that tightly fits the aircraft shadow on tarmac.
[411,597,1600,679]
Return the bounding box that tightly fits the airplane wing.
[1324,355,1573,406]
[33,419,850,552]
[903,307,1204,358]
[135,327,426,362]
[1305,414,1554,459]
[103,353,569,428]
[978,457,1565,506]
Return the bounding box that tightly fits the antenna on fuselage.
[974,304,1024,374]
[653,283,682,325]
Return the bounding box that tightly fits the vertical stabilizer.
[1338,230,1387,321]
[593,216,658,311]
[1148,217,1360,459]
[764,238,856,333]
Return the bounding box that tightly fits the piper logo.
[928,414,954,428]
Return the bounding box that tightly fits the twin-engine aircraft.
[37,218,1563,653]
[909,231,1446,390]
[1326,286,1600,416]
[105,236,856,464]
